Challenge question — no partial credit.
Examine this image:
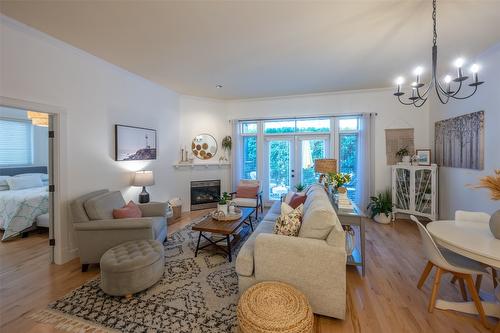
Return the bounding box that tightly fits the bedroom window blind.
[0,119,33,166]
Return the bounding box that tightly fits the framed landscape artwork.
[416,149,431,166]
[434,111,484,170]
[115,125,157,161]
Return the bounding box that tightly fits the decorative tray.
[211,209,242,221]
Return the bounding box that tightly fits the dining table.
[427,219,500,324]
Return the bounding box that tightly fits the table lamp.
[133,170,154,203]
[314,159,337,185]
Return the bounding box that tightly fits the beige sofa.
[235,184,347,319]
[71,190,168,272]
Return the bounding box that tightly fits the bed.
[0,166,49,241]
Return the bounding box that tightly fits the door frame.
[0,96,65,264]
[263,134,330,201]
[263,135,295,201]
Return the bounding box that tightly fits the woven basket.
[237,281,314,333]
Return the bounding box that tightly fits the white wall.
[429,43,500,219]
[176,96,231,210]
[225,89,431,195]
[0,106,48,167]
[0,16,181,263]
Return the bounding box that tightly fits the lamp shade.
[133,170,154,186]
[314,159,337,174]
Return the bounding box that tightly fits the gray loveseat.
[235,184,347,319]
[71,190,168,272]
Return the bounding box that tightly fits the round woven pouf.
[237,281,314,333]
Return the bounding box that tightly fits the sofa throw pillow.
[273,202,304,236]
[289,193,307,209]
[283,191,305,204]
[236,184,259,198]
[113,201,142,219]
[6,175,43,190]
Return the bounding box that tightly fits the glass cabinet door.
[394,168,411,210]
[414,169,433,215]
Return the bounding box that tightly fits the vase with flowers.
[469,169,500,239]
[327,172,352,194]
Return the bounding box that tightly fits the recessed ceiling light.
[216,84,223,89]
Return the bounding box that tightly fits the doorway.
[263,135,329,201]
[0,100,57,263]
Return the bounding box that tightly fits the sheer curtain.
[356,113,375,212]
[231,120,242,192]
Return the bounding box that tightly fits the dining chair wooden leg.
[475,275,483,292]
[492,268,498,288]
[494,321,500,333]
[417,261,434,289]
[458,278,468,301]
[428,267,443,313]
[464,274,490,329]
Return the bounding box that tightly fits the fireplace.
[190,180,221,211]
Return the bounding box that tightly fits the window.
[338,117,359,201]
[241,122,257,134]
[296,119,330,133]
[263,118,330,134]
[0,119,33,166]
[264,120,295,134]
[242,136,257,179]
[339,118,358,131]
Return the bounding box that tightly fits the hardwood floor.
[0,211,497,332]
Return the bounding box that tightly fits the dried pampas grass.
[468,169,500,200]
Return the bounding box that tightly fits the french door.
[264,135,329,201]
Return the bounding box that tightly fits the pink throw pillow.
[113,201,142,219]
[236,185,259,198]
[289,194,307,209]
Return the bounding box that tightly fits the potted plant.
[217,192,231,215]
[367,190,393,224]
[220,136,232,162]
[396,146,411,164]
[295,183,306,192]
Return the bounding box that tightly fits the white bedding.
[0,186,49,240]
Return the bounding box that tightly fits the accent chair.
[230,179,263,219]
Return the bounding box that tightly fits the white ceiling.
[1,1,500,99]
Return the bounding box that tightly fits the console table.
[330,195,366,276]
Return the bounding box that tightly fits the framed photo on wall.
[416,149,431,166]
[115,125,157,161]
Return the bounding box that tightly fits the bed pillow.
[0,176,11,190]
[6,175,43,190]
[14,173,49,181]
[113,201,143,219]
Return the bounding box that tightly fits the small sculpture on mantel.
[179,146,190,164]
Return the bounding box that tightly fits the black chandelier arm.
[413,97,428,108]
[434,84,451,104]
[416,82,433,100]
[448,84,478,100]
[397,95,418,106]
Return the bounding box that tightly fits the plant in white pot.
[217,192,231,215]
[396,146,411,164]
[367,190,393,224]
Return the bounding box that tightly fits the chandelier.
[394,0,484,107]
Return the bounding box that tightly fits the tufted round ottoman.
[100,240,165,297]
[237,281,314,333]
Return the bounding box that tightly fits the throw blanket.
[0,187,49,240]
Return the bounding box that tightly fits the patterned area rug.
[31,215,259,333]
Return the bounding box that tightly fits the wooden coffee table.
[192,207,255,262]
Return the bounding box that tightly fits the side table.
[330,194,366,276]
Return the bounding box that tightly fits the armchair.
[71,190,168,272]
[230,179,263,219]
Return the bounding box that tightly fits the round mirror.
[192,134,218,160]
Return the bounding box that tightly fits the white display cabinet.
[391,164,438,221]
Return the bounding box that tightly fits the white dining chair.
[410,215,490,327]
[454,210,498,289]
